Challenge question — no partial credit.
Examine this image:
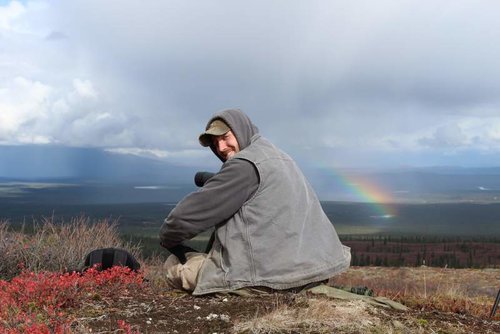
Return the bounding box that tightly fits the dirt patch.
[73,285,500,333]
[74,288,292,333]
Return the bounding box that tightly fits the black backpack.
[83,248,141,271]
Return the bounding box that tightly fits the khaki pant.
[163,252,207,291]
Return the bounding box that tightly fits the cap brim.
[198,119,231,147]
[198,133,213,147]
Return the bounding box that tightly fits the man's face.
[212,130,240,161]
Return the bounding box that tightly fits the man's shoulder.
[223,155,256,170]
[240,136,274,153]
[239,136,289,160]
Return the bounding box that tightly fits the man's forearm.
[159,159,259,249]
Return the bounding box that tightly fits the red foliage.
[117,320,141,334]
[0,266,144,334]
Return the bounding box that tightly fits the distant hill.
[308,166,500,201]
[2,145,500,202]
[0,145,201,185]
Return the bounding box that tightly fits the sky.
[1,0,500,172]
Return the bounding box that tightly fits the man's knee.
[164,252,207,291]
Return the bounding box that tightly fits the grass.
[329,266,499,320]
[233,297,381,333]
[0,216,142,279]
[0,217,144,333]
[231,265,500,333]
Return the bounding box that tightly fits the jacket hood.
[203,109,259,161]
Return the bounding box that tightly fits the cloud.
[45,30,66,40]
[2,0,500,168]
[419,124,468,148]
[0,75,132,147]
[0,0,24,31]
[0,76,51,141]
[105,147,213,167]
[417,117,500,153]
[72,79,97,99]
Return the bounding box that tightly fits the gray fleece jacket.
[160,109,351,294]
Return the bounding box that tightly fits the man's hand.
[161,243,198,265]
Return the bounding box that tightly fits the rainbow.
[328,169,397,218]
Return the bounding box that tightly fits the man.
[160,108,350,295]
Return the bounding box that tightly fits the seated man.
[159,108,351,295]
